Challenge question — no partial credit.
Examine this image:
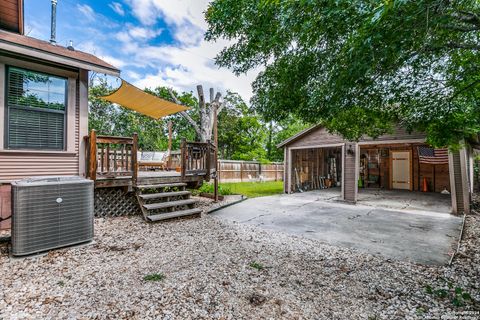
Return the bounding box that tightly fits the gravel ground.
[0,197,479,320]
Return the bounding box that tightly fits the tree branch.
[446,42,480,50]
[454,10,480,27]
[168,88,201,136]
[443,24,480,32]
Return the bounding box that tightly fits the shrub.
[143,273,165,282]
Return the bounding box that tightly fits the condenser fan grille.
[11,176,94,256]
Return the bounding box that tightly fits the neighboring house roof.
[276,124,322,148]
[0,29,120,76]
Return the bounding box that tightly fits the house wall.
[0,0,23,34]
[343,143,357,202]
[0,55,89,229]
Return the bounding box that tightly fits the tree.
[217,92,268,161]
[205,0,480,147]
[169,85,224,142]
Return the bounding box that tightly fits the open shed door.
[391,151,411,190]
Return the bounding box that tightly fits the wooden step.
[147,208,202,222]
[139,191,191,200]
[136,182,187,190]
[143,199,197,210]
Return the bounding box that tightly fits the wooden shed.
[278,125,474,214]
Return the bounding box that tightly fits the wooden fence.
[218,160,284,183]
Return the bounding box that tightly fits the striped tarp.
[417,146,449,164]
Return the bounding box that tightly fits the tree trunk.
[169,85,223,143]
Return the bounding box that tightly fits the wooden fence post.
[132,133,138,186]
[240,162,243,182]
[88,129,97,181]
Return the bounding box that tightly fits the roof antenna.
[50,0,57,45]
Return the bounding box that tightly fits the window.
[5,67,67,150]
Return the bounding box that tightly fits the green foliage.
[206,0,480,147]
[218,92,268,161]
[198,183,233,195]
[249,261,264,270]
[222,181,284,198]
[143,273,165,282]
[425,282,474,308]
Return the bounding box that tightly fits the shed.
[278,125,474,214]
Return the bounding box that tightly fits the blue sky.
[24,0,258,100]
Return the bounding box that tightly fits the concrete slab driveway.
[212,191,463,265]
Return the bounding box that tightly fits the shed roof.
[0,29,120,76]
[276,124,322,148]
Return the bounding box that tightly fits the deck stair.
[135,183,201,222]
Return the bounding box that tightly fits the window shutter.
[6,67,67,150]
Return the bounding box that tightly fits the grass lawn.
[220,181,284,198]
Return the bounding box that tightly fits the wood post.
[132,133,138,186]
[167,121,172,169]
[181,138,187,181]
[206,140,211,181]
[88,129,97,181]
[213,104,219,202]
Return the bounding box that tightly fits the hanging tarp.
[101,80,189,119]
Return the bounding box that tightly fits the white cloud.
[125,0,208,30]
[109,2,125,16]
[119,0,260,101]
[76,40,127,69]
[128,26,162,40]
[129,39,259,100]
[77,4,95,21]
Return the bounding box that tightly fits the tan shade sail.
[101,80,189,119]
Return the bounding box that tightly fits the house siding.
[343,143,357,202]
[0,0,22,34]
[0,74,81,182]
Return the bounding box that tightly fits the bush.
[198,183,233,196]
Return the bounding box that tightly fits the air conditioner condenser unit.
[11,176,94,256]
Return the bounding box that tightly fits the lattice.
[94,187,141,217]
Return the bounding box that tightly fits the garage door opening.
[357,143,452,213]
[289,146,343,198]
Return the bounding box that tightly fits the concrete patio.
[212,190,463,265]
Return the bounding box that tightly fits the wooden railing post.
[132,133,138,186]
[181,138,187,181]
[205,140,211,181]
[88,129,97,181]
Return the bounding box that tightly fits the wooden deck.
[95,170,213,188]
[85,130,217,189]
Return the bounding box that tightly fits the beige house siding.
[343,143,357,202]
[288,127,345,148]
[449,147,471,214]
[0,55,86,182]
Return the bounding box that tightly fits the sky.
[24,0,259,101]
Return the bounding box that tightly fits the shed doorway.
[289,146,343,197]
[391,150,412,190]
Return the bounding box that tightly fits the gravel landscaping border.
[0,198,478,319]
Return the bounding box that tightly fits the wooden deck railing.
[86,130,217,186]
[181,139,216,182]
[85,129,138,185]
